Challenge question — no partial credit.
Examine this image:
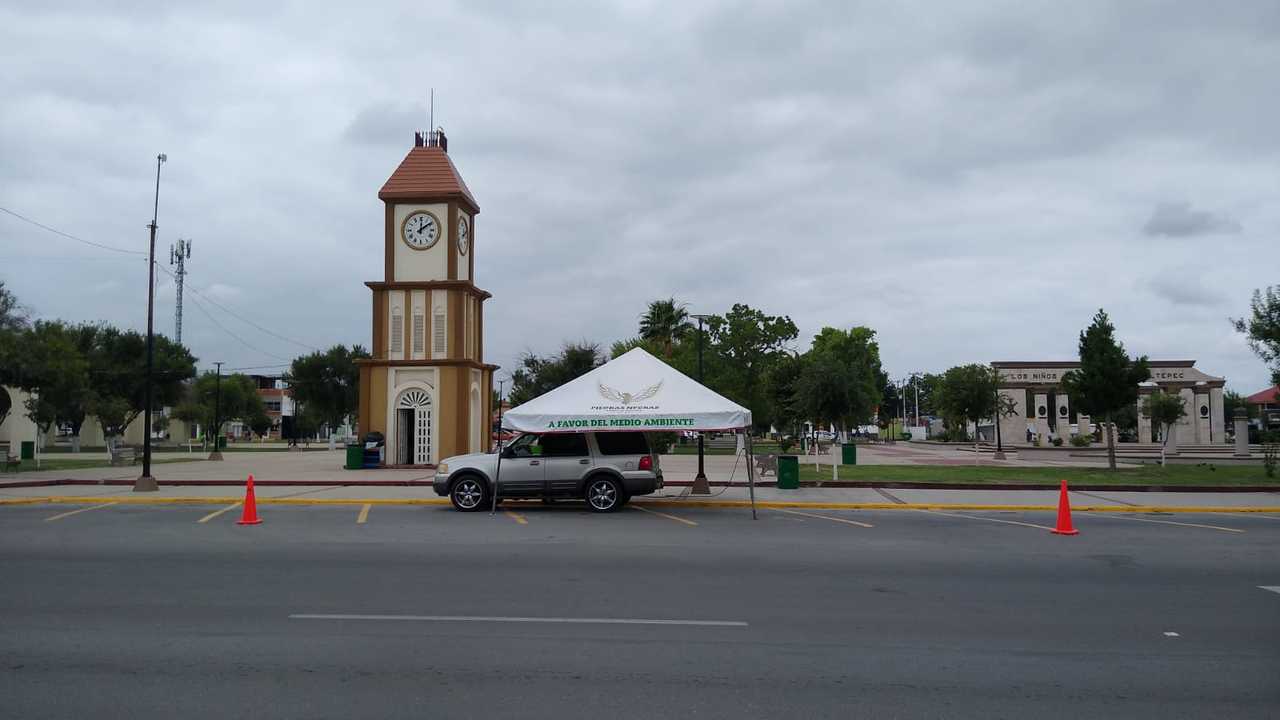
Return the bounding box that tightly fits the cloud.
[1142,202,1243,237]
[1146,273,1225,308]
[1,0,1279,395]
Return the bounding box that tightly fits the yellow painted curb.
[2,496,1278,514]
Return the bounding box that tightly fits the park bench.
[109,444,139,467]
[0,442,19,472]
[754,453,776,477]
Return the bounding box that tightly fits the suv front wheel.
[585,476,623,513]
[450,475,489,512]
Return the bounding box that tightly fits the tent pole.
[490,439,503,515]
[745,430,757,520]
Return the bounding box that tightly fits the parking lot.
[3,499,1279,719]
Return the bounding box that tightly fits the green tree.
[1232,286,1280,386]
[935,364,1000,459]
[85,327,196,442]
[0,280,29,333]
[1142,391,1187,466]
[1222,389,1257,427]
[6,321,89,450]
[508,342,606,406]
[638,298,693,358]
[765,353,805,438]
[247,407,273,440]
[1060,309,1151,470]
[181,372,266,440]
[610,336,664,360]
[704,304,798,432]
[795,326,884,438]
[286,344,370,446]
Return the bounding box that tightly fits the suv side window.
[507,434,542,458]
[539,433,589,457]
[595,432,650,455]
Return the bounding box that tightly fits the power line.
[181,286,292,363]
[5,203,321,358]
[0,206,147,256]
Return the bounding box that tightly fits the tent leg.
[745,431,757,520]
[490,449,503,515]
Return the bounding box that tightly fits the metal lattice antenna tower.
[169,238,192,343]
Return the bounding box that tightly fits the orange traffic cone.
[237,474,263,525]
[1050,478,1078,535]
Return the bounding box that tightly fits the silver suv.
[433,432,663,513]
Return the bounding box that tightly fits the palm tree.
[639,298,693,358]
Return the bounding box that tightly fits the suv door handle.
[529,460,540,466]
[578,459,589,464]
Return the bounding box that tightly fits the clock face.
[457,216,470,256]
[401,211,441,250]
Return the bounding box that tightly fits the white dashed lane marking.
[1259,586,1280,595]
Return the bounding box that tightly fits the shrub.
[1264,431,1280,479]
[1069,435,1092,447]
[1051,437,1064,447]
[779,438,795,454]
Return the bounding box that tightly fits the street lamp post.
[135,152,166,492]
[691,314,712,495]
[209,362,224,461]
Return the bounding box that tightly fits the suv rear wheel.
[585,476,623,513]
[450,475,488,512]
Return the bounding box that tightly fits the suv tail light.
[638,455,653,471]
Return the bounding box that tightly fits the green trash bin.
[841,443,857,466]
[345,445,364,470]
[777,454,799,489]
[218,435,228,449]
[20,441,35,460]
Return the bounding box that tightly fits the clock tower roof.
[378,138,478,212]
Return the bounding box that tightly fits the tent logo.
[598,381,663,406]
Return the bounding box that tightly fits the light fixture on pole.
[209,362,224,461]
[690,313,713,495]
[135,152,166,493]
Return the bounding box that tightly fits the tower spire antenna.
[170,238,192,343]
[429,88,434,143]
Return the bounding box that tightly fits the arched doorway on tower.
[395,388,433,465]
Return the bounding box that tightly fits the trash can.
[841,443,857,466]
[777,454,799,489]
[20,441,35,460]
[344,445,364,470]
[217,435,228,449]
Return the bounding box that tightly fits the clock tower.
[357,130,496,466]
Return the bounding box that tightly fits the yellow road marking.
[632,505,698,527]
[4,496,1280,514]
[774,508,873,528]
[504,510,528,525]
[45,502,117,522]
[197,502,242,523]
[916,508,1057,531]
[357,503,372,524]
[1091,513,1244,534]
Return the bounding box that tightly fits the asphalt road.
[2,501,1278,719]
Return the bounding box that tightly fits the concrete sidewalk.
[1,481,1277,512]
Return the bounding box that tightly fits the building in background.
[993,360,1226,445]
[1245,385,1280,432]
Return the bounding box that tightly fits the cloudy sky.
[2,0,1277,393]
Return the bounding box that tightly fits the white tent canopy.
[501,347,752,433]
[499,348,760,518]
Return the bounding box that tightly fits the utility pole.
[209,362,224,461]
[170,238,192,343]
[136,152,166,493]
[495,378,506,452]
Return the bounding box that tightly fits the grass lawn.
[4,456,206,473]
[794,463,1277,487]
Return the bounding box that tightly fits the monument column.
[1233,409,1250,456]
[1193,390,1211,444]
[1209,386,1225,443]
[1057,395,1071,440]
[1177,387,1196,446]
[1137,392,1153,444]
[1033,392,1050,442]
